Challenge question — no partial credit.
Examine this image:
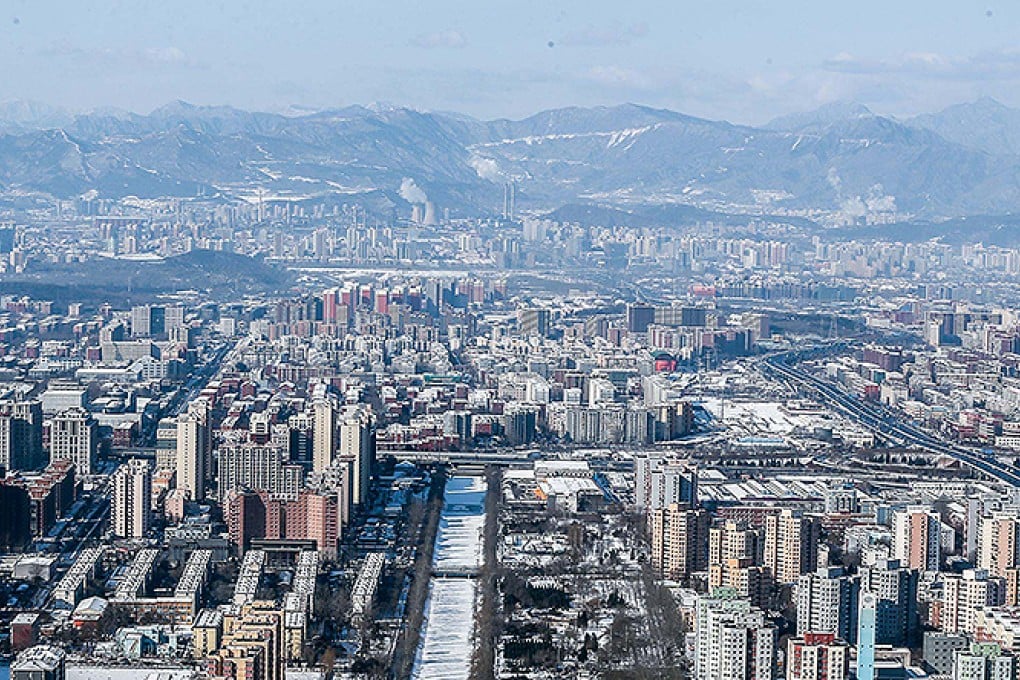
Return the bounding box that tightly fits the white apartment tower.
[49,407,98,475]
[112,459,152,538]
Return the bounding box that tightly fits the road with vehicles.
[762,350,1020,487]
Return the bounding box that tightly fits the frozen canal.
[411,475,487,680]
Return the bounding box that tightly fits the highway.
[761,352,1020,487]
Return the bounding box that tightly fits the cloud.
[142,47,189,65]
[469,155,502,181]
[584,65,656,90]
[409,30,467,49]
[823,49,1020,82]
[399,177,428,204]
[40,42,201,69]
[560,23,648,47]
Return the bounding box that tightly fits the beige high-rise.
[312,400,336,474]
[764,509,819,584]
[176,403,209,501]
[649,503,709,579]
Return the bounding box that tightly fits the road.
[168,339,237,417]
[762,352,1020,487]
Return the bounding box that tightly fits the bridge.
[384,449,536,467]
[761,352,1020,488]
[432,568,480,578]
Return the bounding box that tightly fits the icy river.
[410,475,487,680]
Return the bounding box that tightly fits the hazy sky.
[2,0,1019,123]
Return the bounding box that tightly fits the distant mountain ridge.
[3,98,1020,218]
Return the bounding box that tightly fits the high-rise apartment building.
[892,505,942,572]
[941,569,1005,635]
[0,399,43,472]
[710,521,760,574]
[786,633,850,680]
[517,308,550,338]
[217,443,304,501]
[338,405,373,507]
[709,519,766,604]
[312,400,335,474]
[796,566,860,643]
[177,404,210,501]
[859,559,921,646]
[226,488,341,558]
[649,503,709,579]
[112,459,151,538]
[634,454,698,510]
[695,588,777,680]
[49,407,98,476]
[765,509,820,584]
[205,601,285,680]
[954,643,1018,680]
[977,512,1020,604]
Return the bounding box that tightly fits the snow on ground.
[411,476,487,680]
[433,475,486,572]
[699,398,820,435]
[411,578,478,680]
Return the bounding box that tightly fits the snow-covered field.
[700,398,824,434]
[433,475,486,572]
[411,475,487,680]
[411,578,478,680]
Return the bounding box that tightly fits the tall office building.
[695,588,777,680]
[648,503,709,579]
[312,400,336,474]
[786,633,850,680]
[892,505,942,572]
[796,566,860,643]
[0,399,44,472]
[164,305,186,333]
[287,411,315,468]
[112,459,152,538]
[941,569,1005,635]
[49,407,98,476]
[857,593,878,680]
[502,180,516,220]
[765,509,820,584]
[177,405,210,502]
[626,303,656,334]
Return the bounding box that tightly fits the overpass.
[762,352,1020,488]
[384,448,536,467]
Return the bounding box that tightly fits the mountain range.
[3,97,1020,219]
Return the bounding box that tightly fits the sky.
[2,0,1019,124]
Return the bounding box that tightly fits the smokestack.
[412,204,423,224]
[423,201,438,226]
[503,181,516,221]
